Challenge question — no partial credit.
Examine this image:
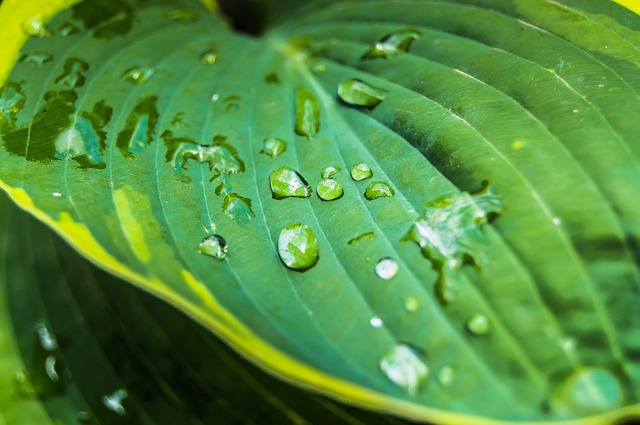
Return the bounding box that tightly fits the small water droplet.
[364,181,394,200]
[211,93,220,102]
[278,222,319,271]
[404,296,420,312]
[379,344,428,396]
[312,63,326,74]
[295,88,319,139]
[437,364,455,387]
[269,166,312,199]
[59,22,79,36]
[466,313,490,335]
[19,52,53,66]
[44,355,59,382]
[350,162,373,181]
[36,323,58,351]
[347,232,375,245]
[199,49,218,65]
[370,316,384,328]
[552,217,562,226]
[316,178,343,201]
[550,368,624,416]
[362,29,421,60]
[121,66,154,85]
[321,166,340,179]
[197,234,228,260]
[261,138,286,158]
[23,17,52,38]
[52,192,63,197]
[102,388,128,416]
[562,337,576,353]
[375,257,398,280]
[338,79,386,108]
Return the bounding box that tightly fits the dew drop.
[437,364,455,387]
[197,234,228,260]
[317,178,343,201]
[199,49,218,65]
[321,166,340,179]
[260,138,286,158]
[362,29,421,60]
[44,355,60,382]
[550,368,624,416]
[404,296,420,313]
[466,313,490,335]
[552,217,562,226]
[269,166,312,199]
[19,52,53,66]
[277,222,319,271]
[338,79,386,108]
[52,192,63,197]
[379,344,428,396]
[36,323,58,351]
[370,316,384,328]
[211,93,220,102]
[295,88,319,139]
[312,63,327,74]
[102,388,128,416]
[121,66,154,85]
[375,257,398,280]
[350,162,372,181]
[23,17,52,38]
[364,181,394,200]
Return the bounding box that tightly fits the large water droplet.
[36,323,58,351]
[19,52,53,66]
[102,388,128,416]
[338,79,386,108]
[260,138,286,158]
[23,17,52,38]
[44,355,60,382]
[370,316,384,328]
[222,193,255,224]
[121,66,154,85]
[362,29,421,60]
[277,223,319,271]
[550,368,624,416]
[350,162,372,181]
[269,166,312,199]
[197,234,228,260]
[199,49,218,65]
[379,344,428,396]
[375,257,398,280]
[316,178,343,201]
[437,364,455,387]
[295,88,319,139]
[365,181,394,200]
[466,313,490,335]
[321,166,340,179]
[404,296,420,313]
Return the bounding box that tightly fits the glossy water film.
[379,344,428,396]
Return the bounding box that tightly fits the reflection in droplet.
[375,258,398,280]
[23,17,52,38]
[321,166,340,179]
[269,166,312,199]
[364,181,394,200]
[278,222,319,271]
[36,323,58,351]
[370,316,384,328]
[379,344,428,396]
[550,368,624,416]
[350,162,372,181]
[260,138,286,158]
[338,79,386,108]
[404,296,420,313]
[197,234,228,260]
[466,313,490,335]
[295,88,319,139]
[102,388,128,416]
[316,178,343,201]
[200,49,218,65]
[362,29,421,60]
[437,364,455,387]
[121,66,154,85]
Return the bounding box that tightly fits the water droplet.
[350,162,373,181]
[312,63,326,74]
[364,181,395,200]
[550,368,624,416]
[52,192,63,197]
[121,66,154,85]
[370,316,384,328]
[170,136,244,180]
[54,118,105,166]
[23,17,52,38]
[338,79,386,108]
[316,178,343,201]
[437,364,455,387]
[59,22,79,36]
[321,166,340,179]
[552,217,562,226]
[19,52,53,66]
[362,29,421,60]
[264,72,280,84]
[199,49,218,65]
[197,234,228,260]
[466,313,490,335]
[260,138,286,158]
[404,296,420,313]
[44,355,59,382]
[36,323,58,351]
[347,232,375,245]
[223,95,240,111]
[102,388,128,416]
[222,193,255,224]
[375,257,398,280]
[277,222,319,271]
[211,93,220,102]
[295,88,319,139]
[269,166,312,199]
[379,344,428,396]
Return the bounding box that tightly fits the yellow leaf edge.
[1,1,639,425]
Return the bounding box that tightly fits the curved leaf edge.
[1,0,640,424]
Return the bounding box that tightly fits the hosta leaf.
[1,0,640,423]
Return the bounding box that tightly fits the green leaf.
[2,0,640,423]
